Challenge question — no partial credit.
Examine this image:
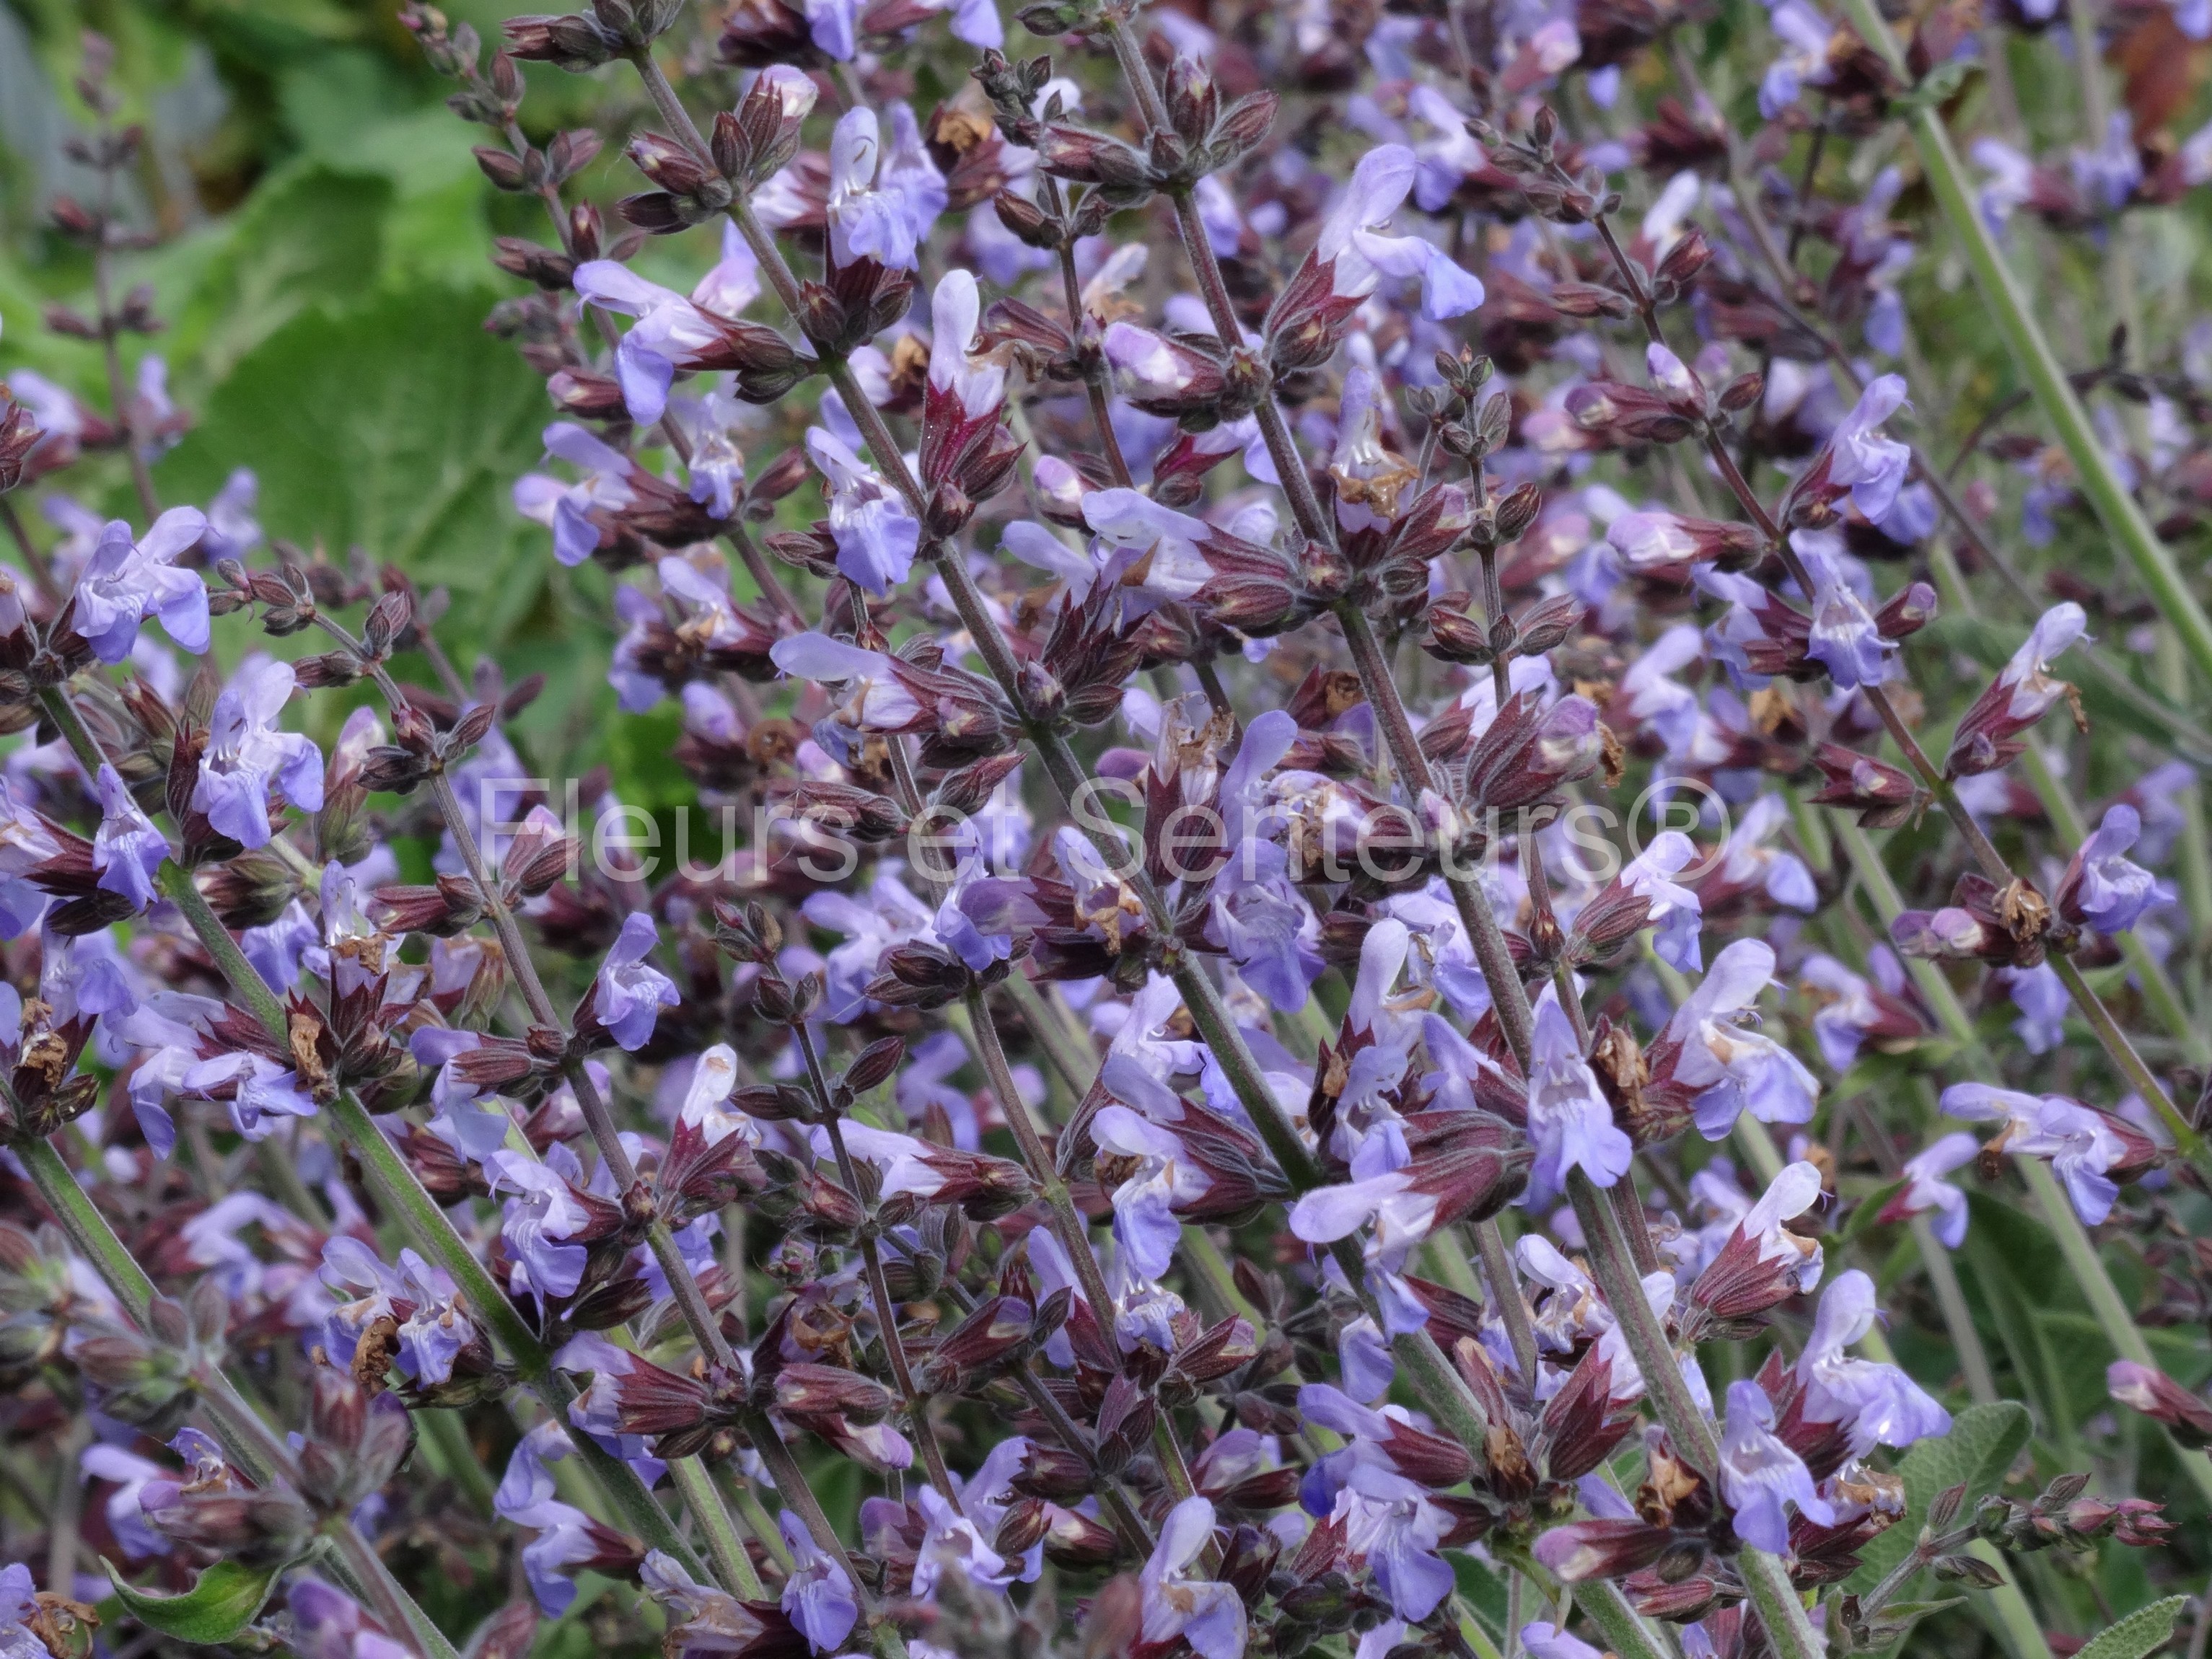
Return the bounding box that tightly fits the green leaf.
[154,283,554,677]
[1848,1402,2033,1590]
[167,162,393,380]
[1450,1552,1509,1640]
[104,1557,284,1644]
[2073,1596,2187,1659]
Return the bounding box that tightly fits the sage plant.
[2,1,2212,1657]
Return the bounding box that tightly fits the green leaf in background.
[155,282,548,651]
[103,1556,284,1643]
[166,162,392,379]
[2073,1596,2188,1659]
[1848,1401,2033,1591]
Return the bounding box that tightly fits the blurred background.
[0,0,691,815]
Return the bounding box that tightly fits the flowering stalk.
[1563,1171,1825,1659]
[13,1137,460,1659]
[1568,183,2198,1175]
[791,1019,953,1493]
[289,615,793,1580]
[25,674,714,1587]
[1840,818,2212,1507]
[1673,66,2209,1076]
[622,35,1514,1495]
[1830,0,2212,688]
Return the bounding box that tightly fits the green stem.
[1566,1172,1823,1659]
[1835,0,2212,685]
[418,1407,497,1516]
[1576,1577,1676,1659]
[2019,1158,2212,1506]
[19,1139,461,1659]
[714,1462,794,1573]
[668,1456,765,1599]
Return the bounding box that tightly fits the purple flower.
[1713,794,1819,912]
[1091,1103,1211,1280]
[1614,624,1709,760]
[1620,830,1705,971]
[1880,1131,1977,1247]
[1942,1083,2133,1223]
[200,468,262,562]
[1316,146,1485,321]
[912,1481,1030,1598]
[1998,961,2068,1054]
[779,1512,859,1652]
[1760,0,1835,116]
[800,868,936,1017]
[806,423,920,594]
[1796,530,1895,689]
[1667,939,1821,1138]
[82,1442,165,1560]
[825,106,947,271]
[286,1579,413,1659]
[321,1236,475,1387]
[1796,1269,1952,1453]
[1525,987,1633,1202]
[181,1049,318,1140]
[1717,1378,1834,1552]
[573,221,765,424]
[1522,1624,1604,1659]
[1823,374,1913,521]
[72,507,210,663]
[92,763,167,911]
[487,1150,594,1299]
[1139,1496,1246,1659]
[515,424,638,566]
[929,270,1004,419]
[594,912,680,1050]
[1801,952,1882,1070]
[1331,1464,1454,1621]
[191,658,325,850]
[1947,602,2087,777]
[494,1422,647,1612]
[2058,804,2162,934]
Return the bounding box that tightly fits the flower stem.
[667,1456,765,1600]
[1566,1170,1825,1659]
[1833,0,2212,685]
[794,1022,954,1494]
[18,1136,462,1659]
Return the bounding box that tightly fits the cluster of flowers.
[3,0,2212,1657]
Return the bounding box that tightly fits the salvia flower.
[1718,1377,1835,1553]
[1663,939,1821,1138]
[1133,1495,1243,1658]
[1797,1269,1952,1453]
[2055,804,2163,934]
[824,106,947,270]
[1947,603,2088,778]
[1877,1130,1978,1247]
[191,657,325,850]
[91,763,167,911]
[589,912,681,1050]
[1941,1083,2159,1224]
[70,507,211,663]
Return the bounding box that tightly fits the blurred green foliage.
[0,0,651,770]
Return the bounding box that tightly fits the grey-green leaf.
[1848,1401,2033,1590]
[104,1557,285,1644]
[2073,1597,2187,1659]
